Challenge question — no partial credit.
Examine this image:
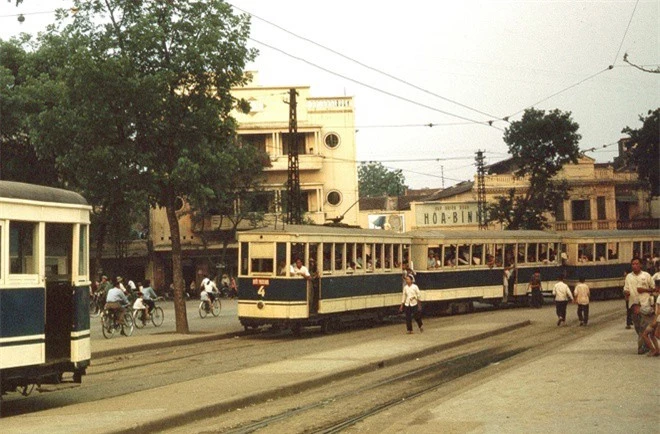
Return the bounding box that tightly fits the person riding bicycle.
[200,276,218,312]
[106,279,130,333]
[140,279,158,318]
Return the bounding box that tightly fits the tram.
[0,181,92,395]
[561,230,660,299]
[237,224,411,332]
[237,224,659,333]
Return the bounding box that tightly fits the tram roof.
[408,229,560,241]
[239,224,411,239]
[0,181,88,206]
[559,229,660,239]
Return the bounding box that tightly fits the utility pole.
[286,88,302,224]
[475,150,487,230]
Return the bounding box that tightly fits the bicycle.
[89,292,104,317]
[101,305,134,339]
[133,303,164,328]
[199,298,221,318]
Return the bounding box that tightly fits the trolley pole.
[286,88,302,224]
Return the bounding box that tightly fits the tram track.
[181,308,622,434]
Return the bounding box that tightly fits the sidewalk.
[4,301,653,433]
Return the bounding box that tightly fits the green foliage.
[358,162,407,198]
[622,108,660,197]
[487,108,581,230]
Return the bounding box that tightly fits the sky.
[1,0,658,189]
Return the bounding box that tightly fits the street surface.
[1,300,657,434]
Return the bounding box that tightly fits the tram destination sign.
[415,202,481,228]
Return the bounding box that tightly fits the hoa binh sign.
[415,202,481,228]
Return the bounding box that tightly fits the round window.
[324,132,340,149]
[326,190,342,206]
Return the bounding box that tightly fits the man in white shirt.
[552,276,573,326]
[290,258,311,279]
[623,258,654,354]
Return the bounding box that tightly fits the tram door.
[45,223,73,362]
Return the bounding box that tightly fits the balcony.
[266,154,324,172]
[551,219,658,231]
[307,97,352,112]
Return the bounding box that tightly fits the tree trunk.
[165,201,190,334]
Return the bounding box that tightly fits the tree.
[27,0,255,333]
[0,38,59,185]
[622,108,660,197]
[358,162,407,198]
[486,108,581,230]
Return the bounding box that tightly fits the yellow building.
[408,155,654,231]
[146,74,359,290]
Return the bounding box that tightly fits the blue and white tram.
[561,230,660,299]
[409,230,564,311]
[0,181,92,395]
[237,225,412,332]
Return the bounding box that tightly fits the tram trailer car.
[0,181,92,396]
[408,230,565,312]
[237,225,412,333]
[561,230,660,299]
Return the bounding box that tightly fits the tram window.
[578,243,593,262]
[10,221,38,274]
[607,242,618,260]
[504,244,515,267]
[323,243,332,273]
[393,244,401,268]
[356,244,364,270]
[472,244,484,265]
[485,244,497,268]
[384,244,392,269]
[517,244,526,264]
[291,242,306,264]
[78,225,88,276]
[642,241,652,258]
[240,242,249,275]
[550,243,558,262]
[457,244,470,266]
[309,243,319,275]
[375,244,383,269]
[46,223,73,279]
[335,242,345,271]
[633,242,641,259]
[276,242,287,276]
[528,244,538,263]
[402,244,411,269]
[538,243,548,263]
[251,258,273,274]
[595,243,607,261]
[365,243,374,271]
[444,245,457,266]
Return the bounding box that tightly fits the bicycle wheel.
[90,298,101,317]
[133,310,146,329]
[101,313,115,339]
[151,307,164,327]
[122,312,134,336]
[211,299,221,317]
[199,302,208,318]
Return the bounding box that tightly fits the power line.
[612,0,640,66]
[230,2,503,123]
[249,37,504,131]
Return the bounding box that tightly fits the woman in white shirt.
[399,275,423,334]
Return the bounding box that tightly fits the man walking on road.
[623,258,654,354]
[552,276,573,326]
[573,276,590,326]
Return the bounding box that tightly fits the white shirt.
[573,283,590,305]
[623,271,653,305]
[401,283,422,307]
[552,281,573,302]
[290,264,310,278]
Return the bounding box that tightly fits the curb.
[113,320,531,434]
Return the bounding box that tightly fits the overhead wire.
[250,37,503,130]
[229,2,503,123]
[612,0,640,66]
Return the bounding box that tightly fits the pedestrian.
[528,269,543,308]
[552,275,573,326]
[640,279,660,357]
[399,274,423,334]
[573,276,590,326]
[623,258,654,354]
